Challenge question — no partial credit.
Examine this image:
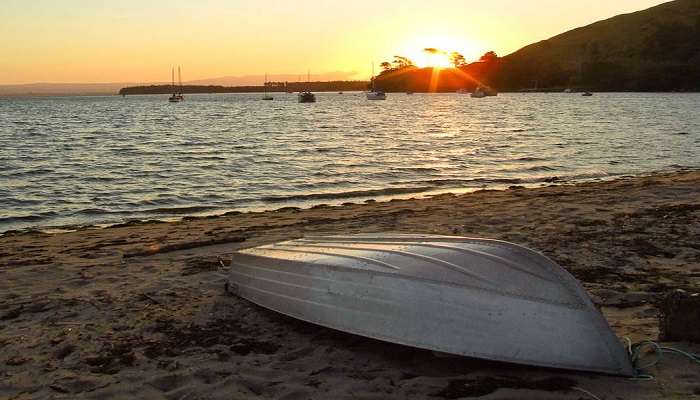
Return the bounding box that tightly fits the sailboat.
[366,62,386,100]
[298,71,316,103]
[168,66,184,103]
[262,73,273,100]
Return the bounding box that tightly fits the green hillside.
[495,0,700,91]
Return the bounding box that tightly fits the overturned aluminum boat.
[227,234,634,376]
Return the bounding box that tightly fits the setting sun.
[416,51,453,68]
[397,36,484,69]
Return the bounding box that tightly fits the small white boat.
[227,234,634,376]
[471,85,497,98]
[471,89,487,98]
[366,91,387,100]
[366,62,387,100]
[582,92,593,97]
[262,73,273,100]
[457,88,470,94]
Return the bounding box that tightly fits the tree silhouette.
[392,55,414,69]
[450,51,467,67]
[479,51,499,62]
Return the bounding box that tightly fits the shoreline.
[2,167,697,238]
[4,90,700,98]
[1,170,699,399]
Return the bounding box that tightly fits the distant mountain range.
[0,71,358,96]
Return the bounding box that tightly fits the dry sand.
[1,171,699,399]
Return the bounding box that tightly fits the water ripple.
[1,92,699,232]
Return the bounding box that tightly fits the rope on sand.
[624,337,700,380]
[572,386,603,400]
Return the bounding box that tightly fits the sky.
[0,0,669,84]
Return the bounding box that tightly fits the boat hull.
[297,92,316,103]
[366,92,387,100]
[227,234,633,376]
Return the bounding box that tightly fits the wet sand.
[1,171,699,399]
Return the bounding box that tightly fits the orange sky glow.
[0,0,668,84]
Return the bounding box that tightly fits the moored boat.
[472,85,497,98]
[168,66,184,103]
[298,71,316,103]
[262,73,273,100]
[298,91,316,103]
[471,89,486,98]
[366,62,387,100]
[226,233,634,376]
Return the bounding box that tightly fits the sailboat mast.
[371,62,375,91]
[307,70,310,91]
[265,73,267,95]
[178,66,182,88]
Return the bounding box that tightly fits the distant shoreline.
[118,81,370,96]
[3,89,700,98]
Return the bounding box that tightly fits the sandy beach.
[1,170,699,399]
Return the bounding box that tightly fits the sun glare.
[417,53,453,68]
[400,36,482,68]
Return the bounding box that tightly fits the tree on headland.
[392,55,414,69]
[479,51,499,63]
[379,56,416,74]
[450,51,467,67]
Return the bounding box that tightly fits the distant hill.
[375,0,700,92]
[496,0,700,91]
[373,63,499,93]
